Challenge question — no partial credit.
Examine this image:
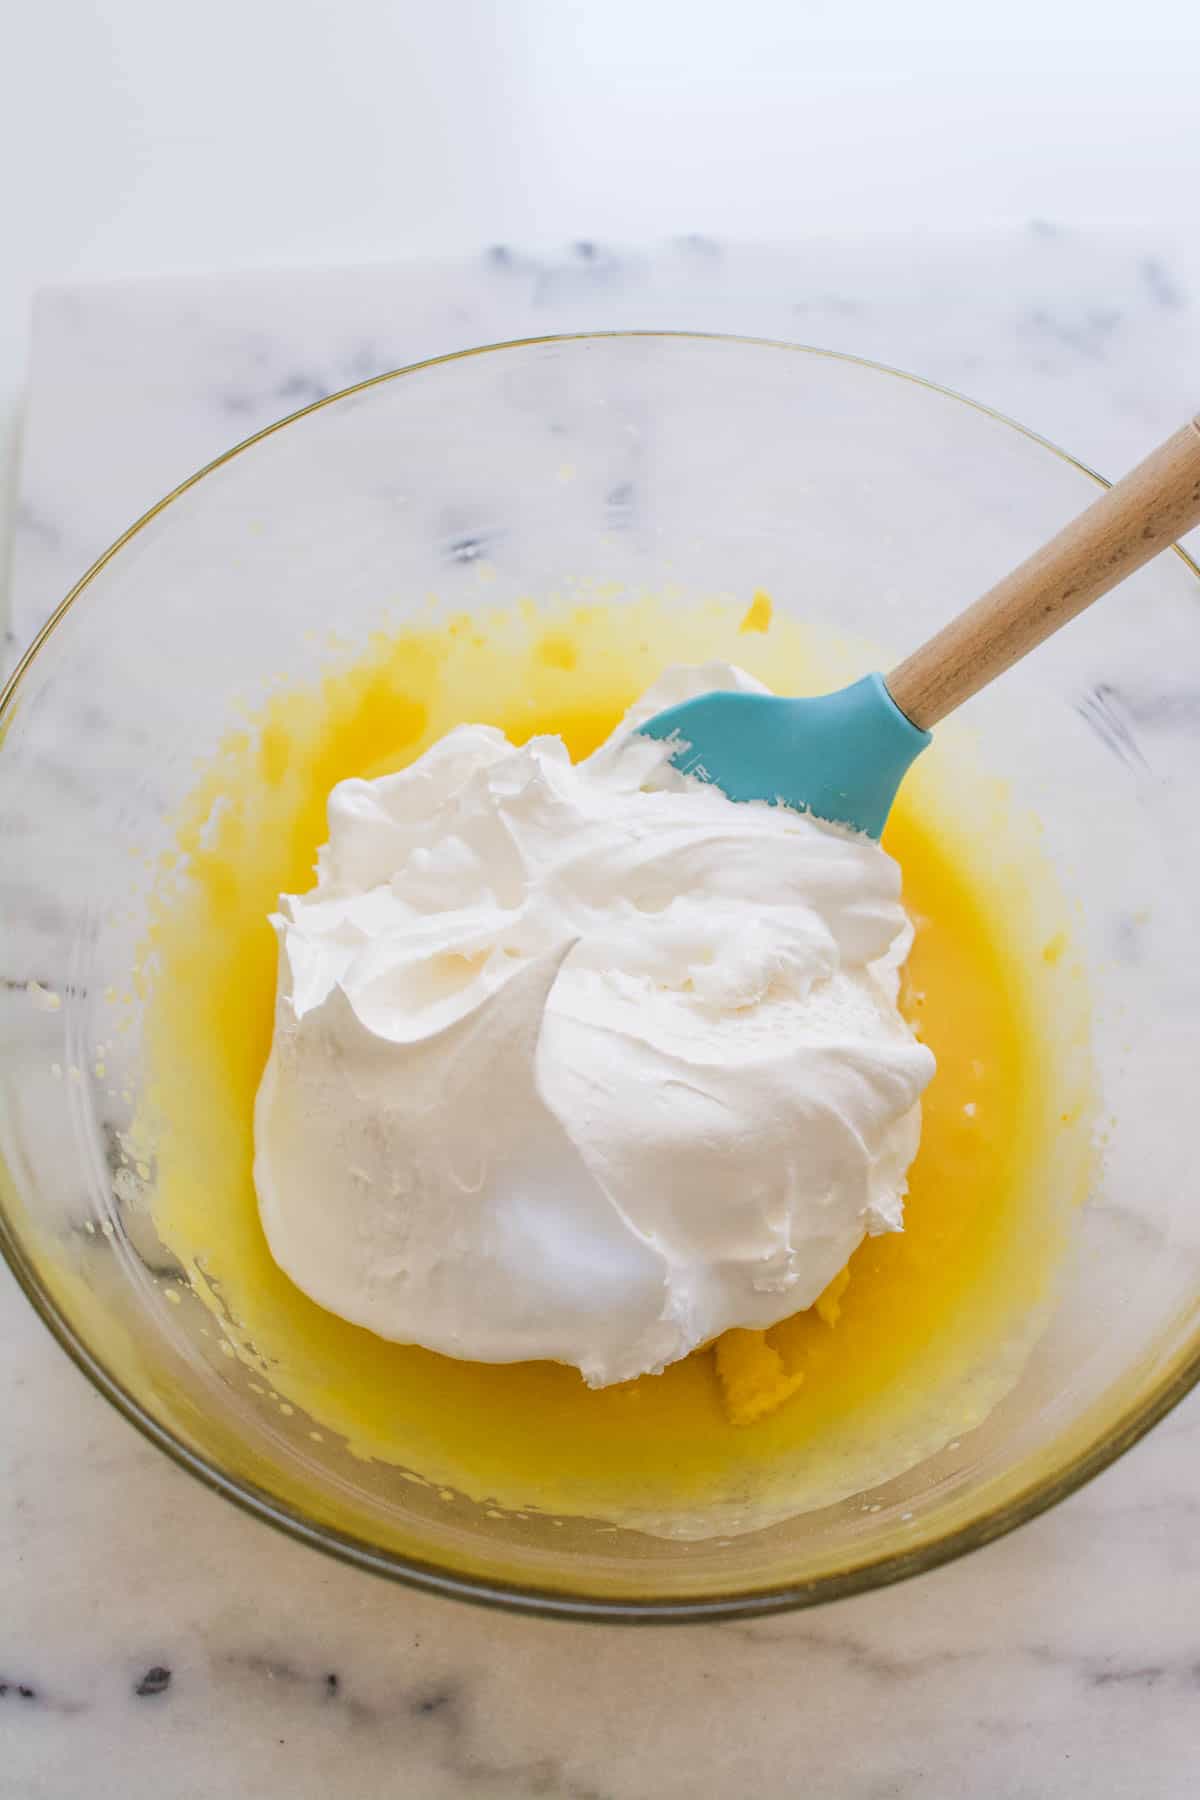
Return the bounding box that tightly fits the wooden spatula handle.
[886,415,1200,731]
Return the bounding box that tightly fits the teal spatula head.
[636,673,930,838]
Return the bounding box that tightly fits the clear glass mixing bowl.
[2,334,1199,1622]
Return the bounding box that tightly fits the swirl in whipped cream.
[254,664,935,1386]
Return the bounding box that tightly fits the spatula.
[638,415,1200,836]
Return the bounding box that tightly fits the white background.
[5,10,1200,1794]
[4,0,1200,606]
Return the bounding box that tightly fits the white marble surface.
[6,3,1200,507]
[4,233,1200,1796]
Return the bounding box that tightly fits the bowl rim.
[3,329,1200,1624]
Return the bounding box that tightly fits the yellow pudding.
[134,595,1091,1534]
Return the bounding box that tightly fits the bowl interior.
[3,334,1200,1619]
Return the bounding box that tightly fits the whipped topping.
[254,665,935,1387]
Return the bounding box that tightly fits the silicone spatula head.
[637,674,930,838]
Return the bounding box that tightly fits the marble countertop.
[4,233,1200,1797]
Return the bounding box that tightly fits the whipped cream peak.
[254,664,935,1386]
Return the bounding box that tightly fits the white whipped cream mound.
[254,664,935,1387]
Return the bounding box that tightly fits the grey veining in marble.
[10,228,1200,665]
[3,232,1200,1799]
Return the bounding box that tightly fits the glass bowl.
[2,333,1199,1623]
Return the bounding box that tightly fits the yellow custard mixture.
[134,594,1091,1533]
